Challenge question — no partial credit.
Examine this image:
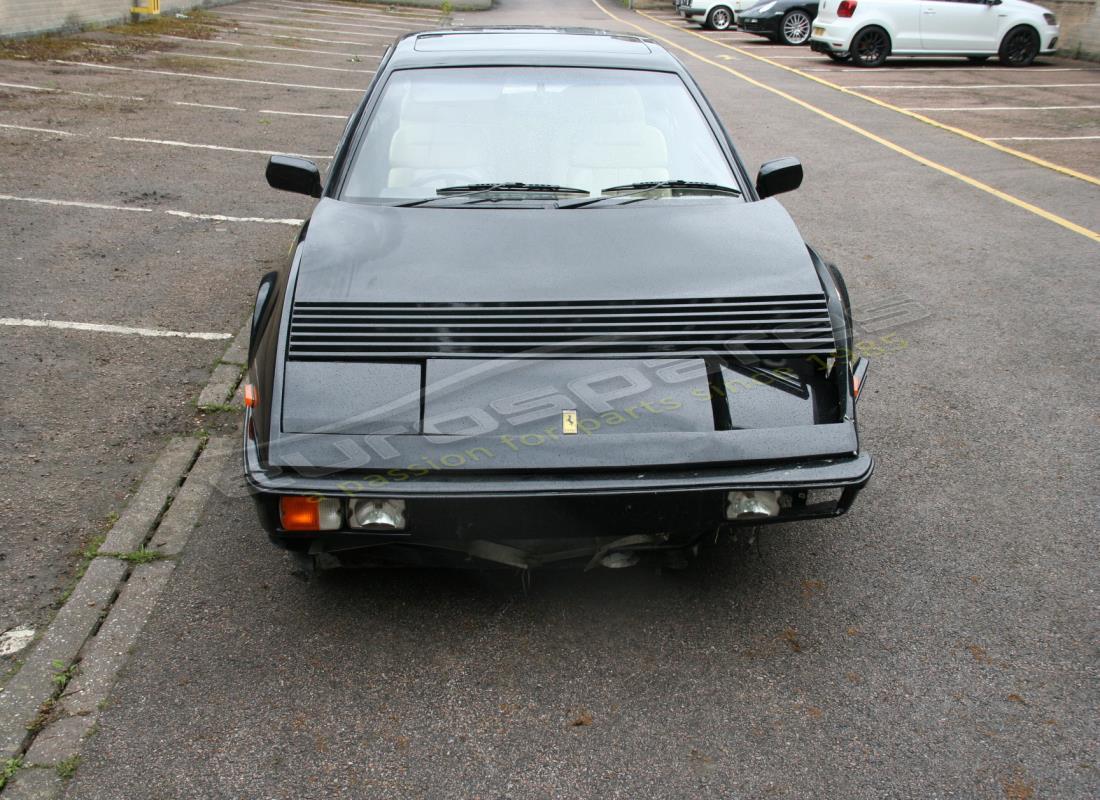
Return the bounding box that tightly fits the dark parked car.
[245,27,872,572]
[738,0,819,45]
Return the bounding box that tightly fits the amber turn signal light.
[851,357,869,401]
[243,383,257,408]
[279,495,342,531]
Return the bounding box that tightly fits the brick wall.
[1053,0,1100,58]
[0,0,235,39]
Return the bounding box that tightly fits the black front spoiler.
[245,408,872,568]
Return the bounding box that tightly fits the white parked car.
[676,0,757,30]
[810,0,1060,66]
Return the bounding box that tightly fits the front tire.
[850,26,890,67]
[780,10,813,46]
[999,25,1039,67]
[706,5,734,31]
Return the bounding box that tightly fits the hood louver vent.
[287,296,836,360]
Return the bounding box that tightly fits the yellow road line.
[591,1,1100,243]
[637,8,1100,188]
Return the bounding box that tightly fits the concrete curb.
[99,439,200,554]
[0,558,127,761]
[56,560,178,719]
[221,324,250,367]
[0,320,248,796]
[147,440,233,557]
[1,767,62,800]
[196,363,244,409]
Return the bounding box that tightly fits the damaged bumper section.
[245,425,873,569]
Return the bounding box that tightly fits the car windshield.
[341,66,739,203]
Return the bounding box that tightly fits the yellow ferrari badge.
[562,410,578,435]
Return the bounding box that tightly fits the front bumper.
[245,421,874,552]
[1041,27,1060,53]
[678,7,707,19]
[738,15,781,36]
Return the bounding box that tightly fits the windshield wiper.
[397,183,589,207]
[559,180,742,209]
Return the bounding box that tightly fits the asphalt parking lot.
[0,0,1097,797]
[650,4,1100,175]
[0,0,418,642]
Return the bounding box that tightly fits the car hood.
[264,196,849,473]
[294,197,824,302]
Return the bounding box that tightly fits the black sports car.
[738,0,819,45]
[245,27,872,571]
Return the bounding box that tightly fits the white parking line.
[263,2,438,25]
[50,60,365,92]
[226,11,420,33]
[847,82,1100,90]
[806,67,1093,73]
[259,109,345,119]
[264,0,439,22]
[110,135,330,159]
[0,81,347,122]
[986,135,1100,141]
[905,104,1100,111]
[163,209,304,224]
[257,0,432,13]
[0,318,231,341]
[0,193,303,226]
[1,122,328,159]
[237,29,391,47]
[228,20,394,40]
[158,50,375,73]
[0,123,74,136]
[0,81,146,101]
[158,33,381,58]
[0,194,149,213]
[175,101,248,111]
[251,4,426,29]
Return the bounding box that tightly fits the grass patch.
[51,660,76,690]
[0,32,96,62]
[56,755,81,780]
[0,758,22,791]
[105,548,165,565]
[103,9,222,40]
[0,9,223,62]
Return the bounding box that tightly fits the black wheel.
[706,5,733,31]
[999,25,1039,66]
[850,26,890,67]
[967,55,990,63]
[779,10,813,46]
[826,51,850,63]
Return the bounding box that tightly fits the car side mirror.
[755,157,803,199]
[266,155,322,197]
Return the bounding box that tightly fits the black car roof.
[385,27,684,72]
